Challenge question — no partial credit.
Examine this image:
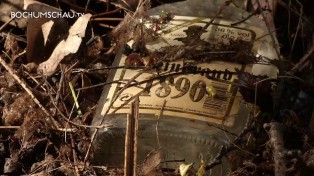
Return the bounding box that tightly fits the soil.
[1,0,314,175]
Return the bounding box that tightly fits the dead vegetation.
[0,0,314,175]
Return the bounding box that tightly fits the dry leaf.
[236,69,273,112]
[37,13,92,76]
[69,13,91,37]
[141,149,162,175]
[41,20,54,46]
[25,0,70,63]
[4,34,20,61]
[179,163,193,176]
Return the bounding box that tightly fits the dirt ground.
[1,0,314,175]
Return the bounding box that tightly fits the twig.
[264,122,287,176]
[207,123,238,137]
[256,0,281,60]
[22,67,46,92]
[84,68,147,165]
[124,97,139,176]
[75,64,238,91]
[159,1,233,61]
[205,112,254,170]
[53,67,65,116]
[84,0,91,13]
[97,23,116,29]
[0,126,20,129]
[289,45,314,73]
[70,134,80,176]
[76,80,125,91]
[92,8,122,17]
[48,92,112,129]
[0,56,61,130]
[290,1,303,58]
[133,97,139,176]
[156,100,167,148]
[190,0,232,46]
[276,0,314,27]
[231,9,261,26]
[106,0,110,11]
[90,17,124,21]
[0,18,14,32]
[63,89,81,142]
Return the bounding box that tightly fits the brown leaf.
[37,14,92,75]
[141,149,162,175]
[25,1,70,63]
[4,34,21,63]
[111,0,151,49]
[236,69,273,112]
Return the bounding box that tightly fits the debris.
[141,149,162,175]
[179,163,193,176]
[37,13,92,75]
[1,0,314,175]
[25,0,70,63]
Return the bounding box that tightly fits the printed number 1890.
[141,76,207,102]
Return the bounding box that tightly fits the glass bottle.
[91,0,278,175]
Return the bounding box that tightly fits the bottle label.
[101,16,262,126]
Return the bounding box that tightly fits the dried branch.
[255,0,281,60]
[0,56,61,130]
[0,126,20,129]
[264,122,287,176]
[156,99,166,148]
[70,134,80,176]
[289,45,314,74]
[205,112,255,171]
[48,91,111,129]
[84,69,147,165]
[124,97,139,176]
[0,18,14,32]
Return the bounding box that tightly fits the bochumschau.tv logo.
[10,11,84,19]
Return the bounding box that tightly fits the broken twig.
[124,97,139,176]
[264,122,287,176]
[0,56,61,130]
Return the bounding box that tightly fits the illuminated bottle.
[92,0,278,174]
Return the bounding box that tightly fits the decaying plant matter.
[0,0,314,175]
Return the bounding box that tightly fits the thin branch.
[124,97,139,176]
[0,126,20,129]
[264,122,287,176]
[83,69,148,165]
[92,8,122,17]
[205,112,254,170]
[207,123,238,137]
[231,9,261,26]
[0,18,14,32]
[256,0,281,60]
[48,91,112,129]
[290,0,303,58]
[0,56,61,130]
[70,134,80,176]
[156,99,167,148]
[90,17,124,21]
[289,44,314,73]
